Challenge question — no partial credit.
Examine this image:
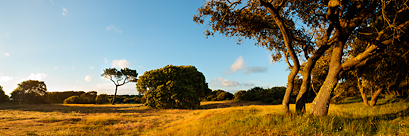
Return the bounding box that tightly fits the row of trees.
[194,0,409,116]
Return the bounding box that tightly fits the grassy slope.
[0,97,408,136]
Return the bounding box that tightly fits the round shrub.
[136,65,211,109]
[63,96,82,104]
[95,94,109,104]
[234,90,247,101]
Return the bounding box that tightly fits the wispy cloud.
[106,24,122,33]
[225,56,268,75]
[111,59,130,69]
[212,77,256,88]
[71,67,75,70]
[49,0,54,5]
[242,82,256,88]
[53,66,59,69]
[62,7,67,16]
[85,75,92,82]
[231,56,245,73]
[89,66,95,70]
[212,77,239,87]
[243,66,268,74]
[4,53,10,56]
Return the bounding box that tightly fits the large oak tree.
[195,0,409,116]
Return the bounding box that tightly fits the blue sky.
[0,0,289,95]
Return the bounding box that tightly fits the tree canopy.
[10,80,48,104]
[195,0,409,116]
[102,67,138,104]
[0,85,9,103]
[136,65,211,109]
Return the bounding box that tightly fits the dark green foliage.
[206,89,234,101]
[233,90,247,102]
[10,80,48,104]
[63,96,82,104]
[137,65,211,109]
[48,91,86,103]
[80,91,97,104]
[61,91,98,104]
[233,86,286,104]
[0,85,9,103]
[95,94,109,104]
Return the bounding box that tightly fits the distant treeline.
[50,91,143,104]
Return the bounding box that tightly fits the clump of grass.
[39,117,64,123]
[85,114,118,125]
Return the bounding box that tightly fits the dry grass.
[0,97,408,135]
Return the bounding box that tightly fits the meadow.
[0,96,408,136]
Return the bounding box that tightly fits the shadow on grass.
[0,101,267,113]
[0,103,151,114]
[199,101,267,109]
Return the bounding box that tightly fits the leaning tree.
[195,0,409,116]
[101,68,138,105]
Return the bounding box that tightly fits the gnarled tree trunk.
[310,42,344,116]
[112,85,118,105]
[369,87,383,106]
[357,77,369,106]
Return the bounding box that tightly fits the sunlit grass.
[0,96,408,135]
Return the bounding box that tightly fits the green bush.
[95,94,109,104]
[233,86,286,104]
[137,65,211,109]
[0,85,9,103]
[233,90,247,102]
[63,96,82,104]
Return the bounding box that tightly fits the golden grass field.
[1,97,408,136]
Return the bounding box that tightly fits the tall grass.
[0,96,408,135]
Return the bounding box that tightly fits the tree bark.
[258,0,300,114]
[357,77,369,106]
[282,67,299,113]
[370,88,383,106]
[310,42,344,116]
[112,85,118,105]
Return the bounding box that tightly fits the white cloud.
[212,77,257,88]
[243,66,268,74]
[106,24,122,33]
[212,77,239,87]
[104,58,108,63]
[111,59,130,69]
[54,66,59,69]
[225,56,268,75]
[231,56,246,73]
[4,53,10,56]
[24,73,48,81]
[71,67,75,70]
[242,82,256,87]
[89,66,95,70]
[62,7,67,16]
[0,75,13,82]
[84,75,92,82]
